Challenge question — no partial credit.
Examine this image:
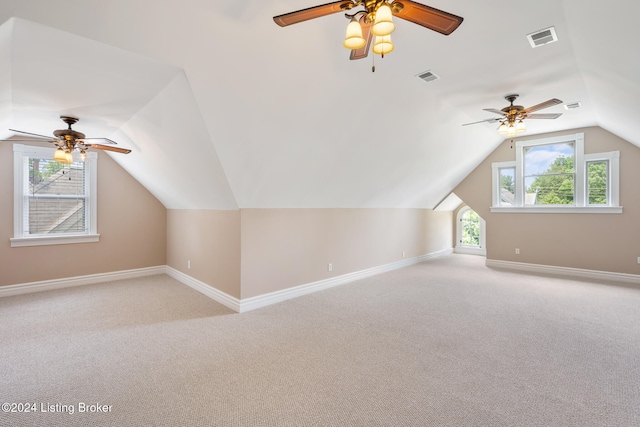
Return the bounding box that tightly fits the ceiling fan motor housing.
[53,116,85,140]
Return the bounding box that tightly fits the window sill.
[490,206,623,214]
[10,234,100,247]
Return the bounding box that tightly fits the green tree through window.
[587,161,608,205]
[525,156,609,205]
[526,155,575,205]
[29,158,65,186]
[501,173,514,194]
[491,133,620,212]
[461,209,480,246]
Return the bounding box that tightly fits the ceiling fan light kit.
[274,0,463,64]
[372,34,394,55]
[53,147,74,163]
[371,3,395,37]
[343,18,367,49]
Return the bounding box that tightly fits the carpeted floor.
[1,254,639,426]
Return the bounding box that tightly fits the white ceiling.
[0,0,638,209]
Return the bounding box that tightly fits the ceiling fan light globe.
[373,35,394,55]
[53,148,67,163]
[343,20,366,49]
[64,151,74,164]
[371,4,395,37]
[516,120,526,133]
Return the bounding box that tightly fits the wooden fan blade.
[521,98,563,114]
[483,108,507,116]
[273,1,354,27]
[462,118,502,126]
[86,144,131,154]
[393,0,463,35]
[524,113,563,119]
[79,137,117,145]
[350,16,373,60]
[8,129,53,139]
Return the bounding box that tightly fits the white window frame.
[585,151,619,207]
[455,206,486,256]
[11,144,100,247]
[493,162,516,207]
[491,133,621,213]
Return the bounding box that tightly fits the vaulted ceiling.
[0,1,638,209]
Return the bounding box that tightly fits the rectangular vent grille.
[564,101,581,110]
[527,26,558,48]
[417,70,440,83]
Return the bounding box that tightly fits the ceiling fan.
[273,0,463,61]
[463,94,563,137]
[3,116,131,162]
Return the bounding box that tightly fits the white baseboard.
[0,266,166,298]
[0,249,453,313]
[454,246,486,256]
[165,266,241,313]
[486,259,640,285]
[237,248,453,313]
[166,249,452,313]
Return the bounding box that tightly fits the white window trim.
[455,206,486,256]
[585,151,619,207]
[492,161,516,208]
[11,144,100,247]
[491,133,622,214]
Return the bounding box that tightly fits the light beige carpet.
[1,254,639,426]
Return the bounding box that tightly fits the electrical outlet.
[402,251,405,258]
[637,257,640,264]
[188,260,191,269]
[328,263,332,272]
[515,248,520,255]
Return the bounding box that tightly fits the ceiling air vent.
[564,101,581,110]
[416,70,440,83]
[527,26,558,48]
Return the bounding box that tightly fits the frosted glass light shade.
[498,123,508,134]
[372,4,395,36]
[372,35,394,55]
[53,148,67,163]
[343,19,366,49]
[64,151,74,163]
[516,120,526,133]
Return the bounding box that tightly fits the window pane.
[499,167,515,206]
[26,159,86,235]
[461,210,480,247]
[524,143,574,176]
[587,160,608,205]
[523,143,575,205]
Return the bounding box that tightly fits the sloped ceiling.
[0,0,638,209]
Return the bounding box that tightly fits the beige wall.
[240,208,452,299]
[0,146,455,300]
[166,209,241,298]
[454,126,640,275]
[0,142,166,286]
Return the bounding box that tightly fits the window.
[461,209,480,246]
[455,206,486,255]
[524,141,575,205]
[12,144,99,247]
[498,166,515,206]
[491,133,620,213]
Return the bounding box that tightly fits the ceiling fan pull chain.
[371,53,375,72]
